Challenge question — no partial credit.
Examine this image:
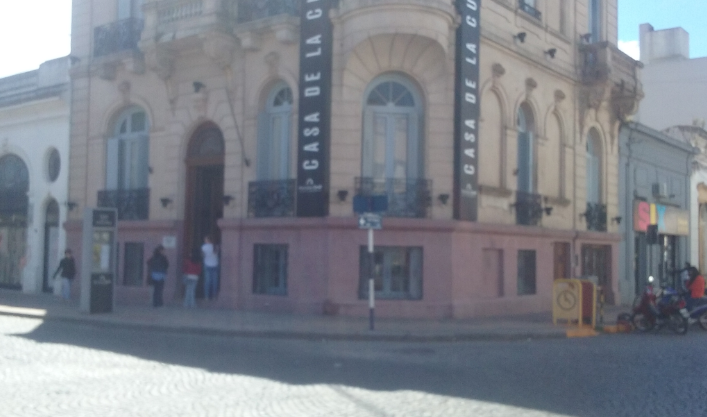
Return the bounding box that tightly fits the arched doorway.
[0,154,29,289]
[184,123,224,297]
[42,199,60,293]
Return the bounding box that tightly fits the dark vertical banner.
[296,0,334,217]
[453,0,481,221]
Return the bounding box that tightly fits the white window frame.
[257,82,292,181]
[361,75,423,182]
[106,106,149,191]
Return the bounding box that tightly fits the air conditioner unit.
[652,182,668,198]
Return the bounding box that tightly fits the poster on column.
[454,0,481,221]
[296,0,333,217]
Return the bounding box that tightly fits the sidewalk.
[0,290,627,342]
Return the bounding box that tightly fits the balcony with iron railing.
[355,177,432,218]
[579,41,644,118]
[248,179,296,218]
[513,191,543,226]
[93,18,144,58]
[97,188,150,221]
[236,0,300,24]
[583,202,607,232]
[518,0,542,20]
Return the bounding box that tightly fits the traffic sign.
[358,213,382,229]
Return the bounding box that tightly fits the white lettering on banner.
[307,9,322,20]
[303,160,319,170]
[456,0,481,213]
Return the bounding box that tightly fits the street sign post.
[353,194,388,331]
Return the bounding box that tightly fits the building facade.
[67,0,641,317]
[618,122,692,305]
[0,57,71,294]
[635,23,707,277]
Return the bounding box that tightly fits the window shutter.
[106,137,120,190]
[362,108,375,178]
[517,132,532,193]
[135,134,150,189]
[279,112,291,180]
[256,113,269,180]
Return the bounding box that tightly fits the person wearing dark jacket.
[147,245,169,307]
[53,249,76,300]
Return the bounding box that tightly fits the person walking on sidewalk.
[201,236,219,300]
[52,249,76,300]
[147,245,169,307]
[182,250,201,308]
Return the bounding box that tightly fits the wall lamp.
[193,81,206,93]
[223,195,234,206]
[337,190,349,202]
[543,206,553,216]
[513,32,527,43]
[66,201,78,211]
[545,48,557,59]
[438,193,450,205]
[612,216,622,225]
[160,197,173,208]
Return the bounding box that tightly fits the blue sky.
[0,1,705,78]
[618,0,707,60]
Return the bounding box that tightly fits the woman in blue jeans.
[201,236,219,300]
[147,245,169,307]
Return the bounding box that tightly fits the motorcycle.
[631,276,689,335]
[687,297,707,330]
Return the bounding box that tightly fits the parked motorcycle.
[631,276,689,335]
[687,297,707,330]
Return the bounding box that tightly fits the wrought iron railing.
[518,0,542,20]
[93,18,144,58]
[158,0,203,25]
[514,191,543,226]
[584,202,607,232]
[236,0,300,23]
[355,177,432,218]
[97,188,150,220]
[248,179,296,218]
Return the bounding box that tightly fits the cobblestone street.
[2,315,706,417]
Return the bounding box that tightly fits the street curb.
[0,308,569,343]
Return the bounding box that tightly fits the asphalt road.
[1,315,706,417]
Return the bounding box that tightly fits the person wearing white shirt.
[201,236,219,300]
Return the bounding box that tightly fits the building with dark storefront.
[66,0,641,317]
[618,122,694,304]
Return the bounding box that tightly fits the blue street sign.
[353,195,388,214]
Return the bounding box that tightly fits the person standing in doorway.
[182,250,201,308]
[201,236,219,300]
[53,249,76,300]
[147,245,169,307]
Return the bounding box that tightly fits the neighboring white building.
[0,57,71,294]
[636,23,707,273]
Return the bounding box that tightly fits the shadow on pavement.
[12,316,645,417]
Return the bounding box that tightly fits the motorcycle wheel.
[698,311,707,331]
[669,313,688,335]
[631,313,653,332]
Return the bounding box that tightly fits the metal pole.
[368,227,375,331]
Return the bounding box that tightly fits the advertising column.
[79,208,117,313]
[453,0,481,221]
[296,0,334,217]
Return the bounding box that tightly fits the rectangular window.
[359,246,423,300]
[519,0,542,20]
[589,0,601,42]
[123,242,144,286]
[517,250,536,295]
[253,244,288,296]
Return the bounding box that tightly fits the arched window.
[517,103,535,193]
[586,129,602,204]
[106,106,149,191]
[362,75,423,181]
[257,82,292,180]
